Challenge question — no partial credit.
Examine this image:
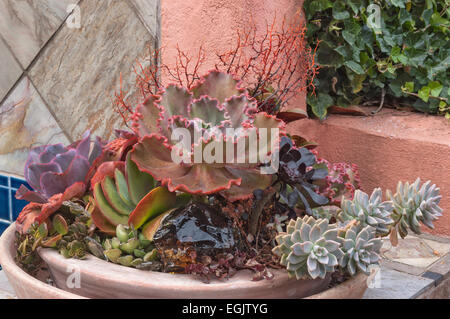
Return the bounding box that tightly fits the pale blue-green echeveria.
[387,178,442,238]
[272,216,343,280]
[338,224,382,276]
[339,188,394,236]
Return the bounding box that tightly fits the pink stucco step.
[287,108,450,236]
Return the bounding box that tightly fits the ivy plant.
[304,0,450,119]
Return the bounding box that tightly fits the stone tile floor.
[0,271,16,299]
[363,234,450,298]
[0,233,449,299]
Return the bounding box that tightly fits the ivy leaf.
[391,46,409,64]
[347,0,360,15]
[421,9,433,25]
[390,0,406,8]
[318,42,344,67]
[304,0,447,115]
[404,82,414,93]
[390,46,402,63]
[334,45,351,59]
[418,86,431,102]
[332,1,350,20]
[389,79,405,97]
[399,8,413,26]
[307,93,334,119]
[351,74,366,93]
[342,30,356,45]
[307,0,333,17]
[428,81,443,97]
[344,61,365,75]
[404,48,428,67]
[431,13,449,27]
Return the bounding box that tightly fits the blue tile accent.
[0,222,9,235]
[10,177,30,190]
[0,175,8,187]
[0,174,29,236]
[12,197,28,220]
[0,188,9,220]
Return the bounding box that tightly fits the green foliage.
[15,201,95,274]
[304,0,450,118]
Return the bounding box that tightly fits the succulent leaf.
[90,206,116,236]
[53,214,69,236]
[192,71,244,103]
[125,153,155,205]
[141,210,172,241]
[101,176,134,215]
[117,255,134,267]
[128,186,177,229]
[105,249,122,263]
[114,169,133,207]
[93,183,129,226]
[116,224,130,242]
[16,182,86,234]
[120,238,140,254]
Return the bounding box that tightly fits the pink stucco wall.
[160,0,306,111]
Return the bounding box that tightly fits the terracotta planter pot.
[0,223,83,299]
[0,223,368,299]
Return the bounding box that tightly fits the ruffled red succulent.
[130,71,285,200]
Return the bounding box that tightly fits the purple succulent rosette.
[16,131,106,203]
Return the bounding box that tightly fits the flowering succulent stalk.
[272,216,343,280]
[337,224,382,275]
[339,189,394,236]
[315,156,361,204]
[388,178,442,238]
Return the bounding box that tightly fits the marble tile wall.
[0,0,75,69]
[0,77,70,175]
[129,0,160,38]
[0,0,160,176]
[29,0,157,140]
[0,39,22,102]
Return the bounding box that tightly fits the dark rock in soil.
[153,202,239,260]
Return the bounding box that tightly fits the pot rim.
[38,246,321,293]
[0,223,368,299]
